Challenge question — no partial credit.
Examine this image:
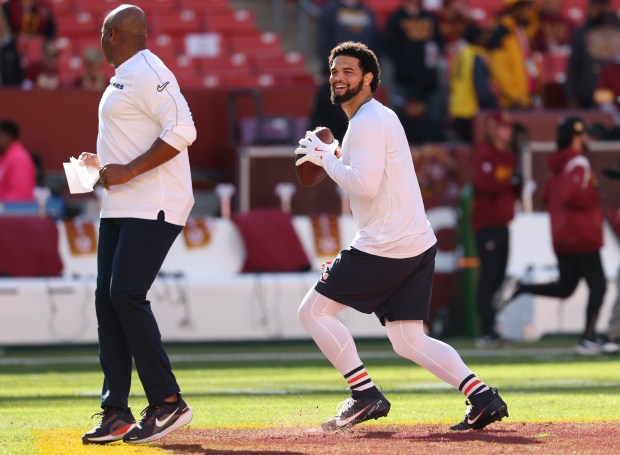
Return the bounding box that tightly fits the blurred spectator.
[2,0,56,41]
[73,47,107,90]
[0,119,36,202]
[316,0,381,70]
[309,76,349,144]
[0,9,23,87]
[471,111,520,347]
[449,24,498,143]
[436,0,474,49]
[498,117,607,355]
[566,0,620,108]
[532,0,573,54]
[593,59,620,132]
[384,0,445,143]
[486,0,540,109]
[23,40,58,89]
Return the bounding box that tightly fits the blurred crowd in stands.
[311,0,620,144]
[2,0,620,144]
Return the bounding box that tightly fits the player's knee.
[298,293,316,326]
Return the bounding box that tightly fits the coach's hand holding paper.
[63,156,100,194]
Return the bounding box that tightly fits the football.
[295,126,335,187]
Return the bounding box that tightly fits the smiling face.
[329,55,370,105]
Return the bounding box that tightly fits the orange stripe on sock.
[347,372,368,384]
[463,379,481,396]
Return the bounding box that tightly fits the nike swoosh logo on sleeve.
[157,82,170,92]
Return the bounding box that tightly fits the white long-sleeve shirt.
[97,50,196,226]
[322,99,436,258]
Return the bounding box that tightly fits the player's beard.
[331,79,364,104]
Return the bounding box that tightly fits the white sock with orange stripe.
[344,365,378,397]
[458,374,490,399]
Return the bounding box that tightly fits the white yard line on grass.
[0,347,576,366]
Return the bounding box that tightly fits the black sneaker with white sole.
[450,388,508,430]
[82,406,136,444]
[123,396,193,444]
[321,393,391,431]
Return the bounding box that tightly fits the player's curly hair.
[328,41,381,93]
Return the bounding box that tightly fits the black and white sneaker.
[82,406,136,444]
[450,388,508,431]
[123,396,192,444]
[321,393,391,431]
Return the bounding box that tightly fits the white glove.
[295,131,339,167]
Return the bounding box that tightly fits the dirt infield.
[156,421,620,454]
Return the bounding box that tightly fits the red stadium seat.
[180,0,232,15]
[56,11,97,38]
[230,31,282,57]
[253,51,308,77]
[149,9,203,35]
[196,52,252,76]
[17,36,45,67]
[184,32,228,58]
[50,0,74,15]
[204,9,256,34]
[56,53,83,86]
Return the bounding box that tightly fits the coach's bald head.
[101,4,147,67]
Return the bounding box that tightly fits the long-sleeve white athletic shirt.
[97,50,196,226]
[322,99,436,258]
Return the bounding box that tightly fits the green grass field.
[1,338,619,454]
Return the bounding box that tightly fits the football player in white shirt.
[296,41,508,431]
[79,4,193,445]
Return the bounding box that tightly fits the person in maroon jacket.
[499,117,607,355]
[471,110,521,347]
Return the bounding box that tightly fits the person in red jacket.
[499,117,607,355]
[471,110,521,347]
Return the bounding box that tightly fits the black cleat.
[450,388,508,430]
[321,393,391,431]
[82,406,136,444]
[123,396,192,444]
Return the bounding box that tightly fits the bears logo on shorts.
[319,261,332,283]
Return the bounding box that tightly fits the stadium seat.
[56,52,83,86]
[196,52,252,76]
[253,51,308,77]
[151,33,185,59]
[55,11,97,38]
[49,0,74,15]
[17,36,45,67]
[230,31,283,58]
[149,9,203,35]
[180,0,232,15]
[204,9,256,34]
[184,32,229,58]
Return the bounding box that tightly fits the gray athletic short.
[314,244,437,325]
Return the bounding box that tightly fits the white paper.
[63,157,100,194]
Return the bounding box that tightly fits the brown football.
[295,126,335,187]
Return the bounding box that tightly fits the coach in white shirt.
[79,4,194,445]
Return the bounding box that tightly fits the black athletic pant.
[519,250,606,340]
[475,226,509,337]
[95,211,182,409]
